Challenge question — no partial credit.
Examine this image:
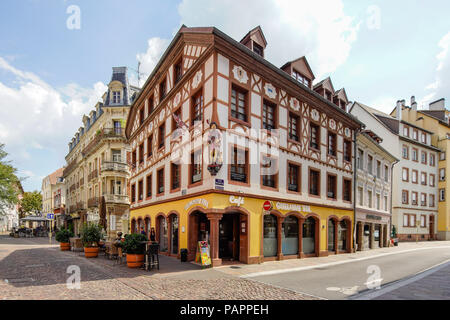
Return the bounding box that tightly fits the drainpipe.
[353,128,362,252]
[389,160,399,243]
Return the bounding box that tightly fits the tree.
[20,191,42,216]
[0,143,20,215]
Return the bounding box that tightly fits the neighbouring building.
[41,168,65,228]
[125,25,362,266]
[63,67,139,237]
[393,97,450,240]
[354,130,398,250]
[0,181,23,233]
[350,101,439,242]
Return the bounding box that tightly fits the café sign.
[275,202,312,214]
[229,196,244,207]
[184,198,209,211]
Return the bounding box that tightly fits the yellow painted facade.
[130,192,354,261]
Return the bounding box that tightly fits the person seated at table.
[113,232,123,247]
[149,228,156,242]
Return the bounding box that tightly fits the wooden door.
[239,214,248,263]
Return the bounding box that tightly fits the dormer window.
[325,91,332,101]
[253,42,264,57]
[112,91,121,104]
[292,70,310,87]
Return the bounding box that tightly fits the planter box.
[60,243,71,251]
[84,247,99,258]
[126,254,144,268]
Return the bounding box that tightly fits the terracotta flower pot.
[84,247,99,258]
[60,242,71,251]
[126,254,144,268]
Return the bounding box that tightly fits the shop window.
[263,215,277,257]
[302,217,316,254]
[171,215,179,255]
[328,219,336,252]
[338,221,348,251]
[282,216,299,255]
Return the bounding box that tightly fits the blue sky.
[0,0,449,192]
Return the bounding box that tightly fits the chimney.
[429,98,445,111]
[396,100,402,121]
[411,96,417,111]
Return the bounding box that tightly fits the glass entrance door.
[159,217,168,252]
[263,215,277,257]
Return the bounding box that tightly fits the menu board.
[195,241,211,267]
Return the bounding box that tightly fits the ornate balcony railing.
[104,194,129,205]
[88,169,98,182]
[82,127,125,158]
[101,161,129,173]
[76,201,85,211]
[87,197,99,208]
[63,159,78,177]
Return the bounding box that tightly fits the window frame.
[157,167,165,196]
[308,167,321,197]
[287,161,301,194]
[229,145,250,186]
[189,148,203,188]
[230,85,249,125]
[191,88,204,126]
[326,173,337,200]
[309,122,321,151]
[262,99,277,131]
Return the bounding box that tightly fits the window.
[384,196,388,211]
[343,179,351,202]
[402,145,409,159]
[327,174,337,199]
[430,194,435,207]
[288,163,300,192]
[171,163,180,190]
[132,150,137,167]
[367,155,373,174]
[368,190,373,208]
[412,192,418,205]
[402,168,409,182]
[421,172,427,185]
[159,78,167,101]
[376,160,381,178]
[328,132,337,157]
[358,187,363,206]
[439,189,445,202]
[403,214,416,227]
[420,215,426,228]
[253,42,264,57]
[344,140,352,162]
[310,123,320,150]
[421,193,427,206]
[148,96,154,114]
[158,124,165,149]
[139,107,145,125]
[139,143,144,164]
[192,90,204,125]
[357,149,364,169]
[413,129,418,141]
[112,91,121,104]
[131,184,136,203]
[403,126,409,137]
[174,59,182,85]
[112,149,121,162]
[430,174,435,187]
[230,147,248,183]
[376,193,380,210]
[288,113,300,141]
[191,149,202,184]
[430,154,436,166]
[262,100,276,130]
[147,135,153,158]
[309,169,320,196]
[262,156,277,188]
[172,108,181,133]
[412,148,418,162]
[292,69,310,87]
[157,168,164,195]
[146,175,152,198]
[231,86,248,122]
[421,151,427,164]
[440,152,446,161]
[421,133,426,144]
[440,168,446,181]
[402,190,408,204]
[412,170,418,184]
[138,180,143,201]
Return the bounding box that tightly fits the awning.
[20,216,51,222]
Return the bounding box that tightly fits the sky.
[0,0,449,192]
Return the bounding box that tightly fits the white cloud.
[133,37,170,87]
[423,31,450,107]
[177,0,360,79]
[0,57,107,182]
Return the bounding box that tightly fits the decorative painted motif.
[329,119,336,130]
[345,128,351,138]
[311,109,320,122]
[289,97,300,111]
[207,122,223,176]
[192,70,203,90]
[232,65,249,84]
[264,83,277,99]
[173,92,181,107]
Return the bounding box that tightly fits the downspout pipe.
[389,160,399,243]
[353,127,363,252]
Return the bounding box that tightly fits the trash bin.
[180,248,188,262]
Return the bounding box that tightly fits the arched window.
[302,217,316,254]
[338,220,348,251]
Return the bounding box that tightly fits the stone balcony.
[100,161,129,177]
[103,194,129,205]
[87,197,99,208]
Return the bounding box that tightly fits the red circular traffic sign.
[263,201,272,211]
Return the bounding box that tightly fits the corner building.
[126,26,362,266]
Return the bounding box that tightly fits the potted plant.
[120,233,148,268]
[81,223,102,258]
[55,228,74,251]
[391,225,399,246]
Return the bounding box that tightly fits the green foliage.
[80,223,102,247]
[55,228,74,243]
[0,143,20,215]
[20,191,42,215]
[121,233,147,254]
[391,225,397,238]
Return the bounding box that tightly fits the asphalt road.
[248,246,450,300]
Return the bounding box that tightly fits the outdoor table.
[140,241,151,271]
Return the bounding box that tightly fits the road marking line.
[240,246,450,278]
[351,259,450,300]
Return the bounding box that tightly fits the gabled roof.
[46,168,64,186]
[313,77,335,93]
[240,25,268,47]
[280,56,315,81]
[334,88,348,102]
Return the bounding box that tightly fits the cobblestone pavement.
[0,236,316,300]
